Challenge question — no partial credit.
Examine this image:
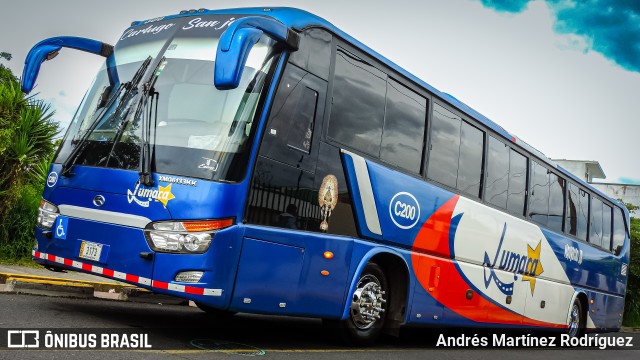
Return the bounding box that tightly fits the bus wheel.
[567,299,584,337]
[195,302,237,318]
[333,262,388,346]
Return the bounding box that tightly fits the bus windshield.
[55,15,278,182]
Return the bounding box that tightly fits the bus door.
[235,59,334,314]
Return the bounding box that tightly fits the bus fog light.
[175,271,204,283]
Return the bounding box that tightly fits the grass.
[0,256,40,268]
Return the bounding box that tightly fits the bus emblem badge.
[389,192,420,229]
[46,172,58,188]
[93,195,106,207]
[318,175,338,232]
[127,182,176,208]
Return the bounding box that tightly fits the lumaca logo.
[127,182,176,208]
[483,223,545,296]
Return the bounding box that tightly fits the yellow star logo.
[522,240,544,295]
[156,183,176,207]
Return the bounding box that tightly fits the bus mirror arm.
[22,36,118,94]
[214,16,299,90]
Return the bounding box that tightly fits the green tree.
[0,61,59,259]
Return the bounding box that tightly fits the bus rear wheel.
[567,299,585,337]
[328,262,388,346]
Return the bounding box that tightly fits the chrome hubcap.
[350,274,387,330]
[568,304,580,337]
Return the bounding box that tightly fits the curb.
[0,272,187,305]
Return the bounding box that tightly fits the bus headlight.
[37,199,59,229]
[144,219,233,254]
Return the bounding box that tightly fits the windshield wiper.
[60,56,153,177]
[137,57,166,187]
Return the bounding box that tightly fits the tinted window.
[612,208,626,255]
[286,87,318,154]
[602,203,612,251]
[456,122,484,198]
[485,136,509,209]
[529,161,550,225]
[380,79,427,173]
[507,150,527,216]
[427,104,461,188]
[590,197,603,247]
[548,173,565,232]
[328,48,386,156]
[566,183,589,241]
[288,28,332,80]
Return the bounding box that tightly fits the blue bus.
[25,7,630,345]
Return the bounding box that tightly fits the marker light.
[36,199,59,229]
[144,219,233,254]
[183,219,234,232]
[323,251,334,259]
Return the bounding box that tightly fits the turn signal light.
[183,219,234,232]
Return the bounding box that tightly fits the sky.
[1,0,639,184]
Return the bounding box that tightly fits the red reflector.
[183,219,234,232]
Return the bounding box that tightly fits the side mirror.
[22,36,116,94]
[214,16,299,90]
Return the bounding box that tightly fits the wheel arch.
[340,247,411,332]
[567,289,589,329]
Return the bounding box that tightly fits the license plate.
[79,241,103,262]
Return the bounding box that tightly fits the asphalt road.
[0,292,638,359]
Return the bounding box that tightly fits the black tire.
[567,298,585,338]
[326,262,388,346]
[194,302,237,318]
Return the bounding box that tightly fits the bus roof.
[133,7,624,210]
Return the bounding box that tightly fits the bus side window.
[589,197,604,248]
[602,203,612,251]
[262,64,326,172]
[507,149,527,216]
[548,173,565,233]
[426,104,484,198]
[566,184,589,241]
[380,78,427,174]
[612,207,626,255]
[529,160,550,226]
[286,87,318,154]
[485,136,509,209]
[328,48,386,157]
[288,28,332,81]
[427,104,461,189]
[457,121,484,198]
